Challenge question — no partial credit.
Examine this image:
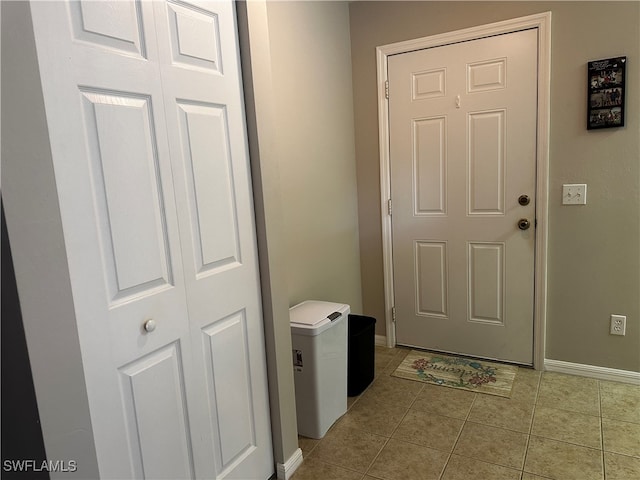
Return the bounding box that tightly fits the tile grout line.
[521,368,543,478]
[437,453,452,480]
[362,435,391,480]
[598,379,606,480]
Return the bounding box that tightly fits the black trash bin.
[347,314,376,396]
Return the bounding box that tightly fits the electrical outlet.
[610,315,626,336]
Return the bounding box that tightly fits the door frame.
[376,12,551,369]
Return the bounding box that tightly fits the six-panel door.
[389,29,538,365]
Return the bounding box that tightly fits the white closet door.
[28,1,272,478]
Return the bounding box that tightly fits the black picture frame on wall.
[587,56,626,130]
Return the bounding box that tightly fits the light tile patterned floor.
[292,346,640,480]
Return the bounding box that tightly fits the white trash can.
[290,300,349,439]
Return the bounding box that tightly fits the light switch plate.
[562,184,587,205]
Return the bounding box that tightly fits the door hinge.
[392,306,397,323]
[385,80,389,99]
[387,198,392,216]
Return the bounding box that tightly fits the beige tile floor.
[292,346,640,480]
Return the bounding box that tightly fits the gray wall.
[238,0,362,465]
[267,2,362,312]
[237,1,299,466]
[349,1,639,372]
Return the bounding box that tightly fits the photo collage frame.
[588,56,626,129]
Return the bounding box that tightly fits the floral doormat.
[392,350,517,397]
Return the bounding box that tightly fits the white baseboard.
[276,447,303,480]
[375,335,388,347]
[544,359,640,385]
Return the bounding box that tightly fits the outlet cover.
[610,314,626,336]
[563,184,587,205]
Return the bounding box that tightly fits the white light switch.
[562,184,587,205]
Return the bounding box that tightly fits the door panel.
[69,0,146,57]
[413,68,446,99]
[414,117,447,215]
[415,241,448,317]
[166,1,223,72]
[176,101,242,274]
[468,242,505,325]
[467,58,506,92]
[467,110,505,215]
[202,311,256,472]
[389,29,537,364]
[80,90,174,300]
[119,342,194,480]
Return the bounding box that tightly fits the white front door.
[389,29,538,365]
[29,1,273,478]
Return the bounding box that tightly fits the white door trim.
[376,12,551,369]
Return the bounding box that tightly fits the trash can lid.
[289,301,350,331]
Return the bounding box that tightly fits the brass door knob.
[518,218,531,230]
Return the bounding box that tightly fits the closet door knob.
[143,319,156,333]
